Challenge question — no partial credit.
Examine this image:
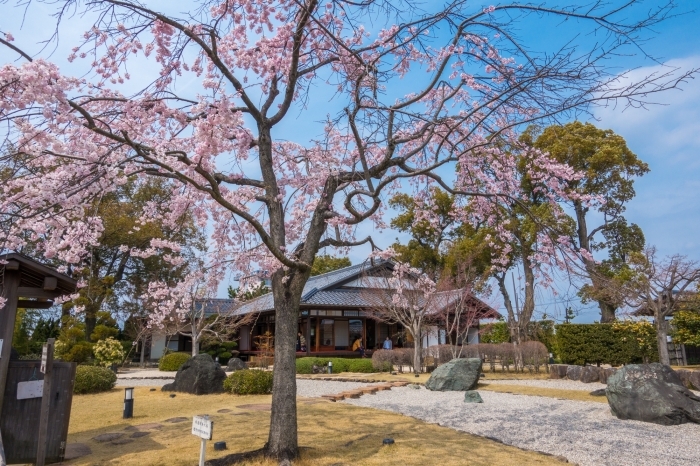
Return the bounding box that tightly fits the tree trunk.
[265,271,306,461]
[655,317,670,365]
[85,304,97,342]
[139,337,146,367]
[598,300,617,323]
[413,333,421,374]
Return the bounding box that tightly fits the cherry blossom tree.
[0,0,694,460]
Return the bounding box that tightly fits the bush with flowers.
[93,337,126,367]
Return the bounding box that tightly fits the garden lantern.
[123,387,134,419]
[328,361,333,374]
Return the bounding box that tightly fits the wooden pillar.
[362,319,366,349]
[0,266,20,422]
[315,318,320,353]
[305,317,311,356]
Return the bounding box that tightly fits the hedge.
[555,323,658,366]
[223,369,273,395]
[74,365,117,394]
[295,357,381,374]
[159,352,191,371]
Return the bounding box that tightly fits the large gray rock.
[549,364,568,379]
[226,358,246,372]
[689,371,700,391]
[162,354,226,395]
[566,365,583,381]
[580,366,600,383]
[425,358,482,391]
[676,369,693,389]
[606,363,700,425]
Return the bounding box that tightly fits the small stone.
[382,438,395,445]
[169,393,176,398]
[63,443,91,460]
[589,388,606,397]
[408,384,420,389]
[214,441,227,451]
[110,438,134,445]
[226,357,246,372]
[217,408,233,413]
[149,388,156,391]
[164,417,188,423]
[464,390,483,403]
[130,431,150,439]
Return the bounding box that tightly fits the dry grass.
[299,368,550,385]
[65,387,566,466]
[479,383,606,404]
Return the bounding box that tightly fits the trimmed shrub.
[296,357,384,374]
[223,369,273,395]
[346,358,375,373]
[74,365,117,394]
[93,337,125,367]
[159,352,191,371]
[555,323,659,366]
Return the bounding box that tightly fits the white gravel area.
[295,379,375,397]
[484,379,606,391]
[344,386,700,466]
[116,378,173,387]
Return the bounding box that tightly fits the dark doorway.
[366,319,376,349]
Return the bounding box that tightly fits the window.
[344,310,359,317]
[349,319,363,345]
[320,319,334,347]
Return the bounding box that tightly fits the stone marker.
[425,358,481,391]
[464,391,483,403]
[226,358,246,372]
[162,354,226,395]
[606,363,700,426]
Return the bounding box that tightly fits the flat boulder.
[226,358,246,372]
[162,354,226,395]
[606,363,700,426]
[579,366,600,383]
[425,358,481,391]
[549,364,568,379]
[566,365,583,381]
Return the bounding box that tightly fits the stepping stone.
[236,404,271,411]
[111,438,134,445]
[359,387,378,394]
[392,382,410,387]
[92,433,124,443]
[217,409,233,413]
[130,431,150,439]
[63,443,91,460]
[164,417,188,423]
[340,390,363,399]
[321,394,345,402]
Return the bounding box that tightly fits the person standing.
[383,336,393,350]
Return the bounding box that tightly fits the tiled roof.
[235,259,388,315]
[194,299,239,317]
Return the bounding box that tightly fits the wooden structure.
[1,361,76,464]
[0,253,77,465]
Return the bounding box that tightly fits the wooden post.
[36,338,55,466]
[0,265,20,434]
[305,317,311,356]
[315,318,320,353]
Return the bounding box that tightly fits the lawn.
[65,387,567,466]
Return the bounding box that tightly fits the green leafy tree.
[672,311,700,347]
[61,178,203,340]
[530,122,649,322]
[310,255,351,276]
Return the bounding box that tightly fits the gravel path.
[344,386,700,466]
[296,379,374,397]
[116,378,173,387]
[483,379,606,391]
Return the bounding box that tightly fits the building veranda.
[148,260,498,361]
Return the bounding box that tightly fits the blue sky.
[1,1,699,323]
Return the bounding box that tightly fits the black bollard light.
[328,361,333,374]
[123,387,134,419]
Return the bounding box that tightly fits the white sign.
[192,415,213,440]
[17,380,44,400]
[40,348,48,374]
